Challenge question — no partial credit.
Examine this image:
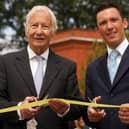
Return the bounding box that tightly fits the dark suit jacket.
[83,45,129,129]
[0,48,82,129]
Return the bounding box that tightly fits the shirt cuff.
[17,102,24,120]
[57,104,70,117]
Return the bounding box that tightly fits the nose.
[106,21,113,29]
[36,26,43,35]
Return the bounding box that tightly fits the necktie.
[34,56,44,96]
[108,50,119,84]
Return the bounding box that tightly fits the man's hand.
[87,96,106,122]
[20,96,41,119]
[48,99,69,114]
[119,103,129,124]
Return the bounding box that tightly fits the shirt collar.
[107,38,129,56]
[27,45,49,61]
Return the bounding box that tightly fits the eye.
[42,25,49,30]
[111,17,119,22]
[31,24,38,29]
[98,20,107,27]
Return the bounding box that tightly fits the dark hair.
[95,2,123,18]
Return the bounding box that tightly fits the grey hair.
[24,5,58,33]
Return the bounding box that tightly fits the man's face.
[97,8,128,49]
[25,10,54,54]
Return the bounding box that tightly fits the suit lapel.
[96,53,112,91]
[14,49,37,96]
[39,50,60,99]
[113,45,129,86]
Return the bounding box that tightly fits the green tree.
[0,0,129,45]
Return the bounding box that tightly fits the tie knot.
[35,56,44,62]
[110,50,119,60]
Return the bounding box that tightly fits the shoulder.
[87,54,106,70]
[3,48,26,56]
[0,48,26,62]
[57,54,76,66]
[50,50,76,66]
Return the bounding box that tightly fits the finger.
[49,100,69,114]
[119,115,129,124]
[119,111,129,117]
[93,96,101,103]
[25,96,38,102]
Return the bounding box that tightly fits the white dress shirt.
[27,46,49,80]
[107,38,129,67]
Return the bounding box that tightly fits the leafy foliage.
[0,0,129,45]
[78,41,106,96]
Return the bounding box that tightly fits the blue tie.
[34,56,44,96]
[108,50,119,84]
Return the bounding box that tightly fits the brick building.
[50,28,103,79]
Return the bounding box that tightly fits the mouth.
[34,38,45,41]
[106,31,117,38]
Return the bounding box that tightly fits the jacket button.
[110,94,114,97]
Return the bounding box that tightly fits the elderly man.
[0,5,82,129]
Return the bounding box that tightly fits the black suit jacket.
[83,45,129,129]
[0,48,82,129]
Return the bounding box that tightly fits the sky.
[2,27,16,40]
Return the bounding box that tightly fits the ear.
[123,18,128,29]
[24,25,28,38]
[96,27,102,35]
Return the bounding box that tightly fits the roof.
[51,28,103,44]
